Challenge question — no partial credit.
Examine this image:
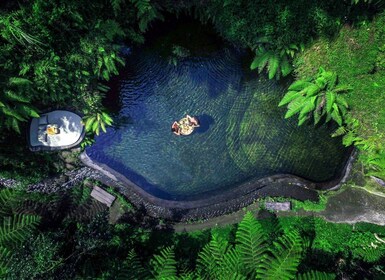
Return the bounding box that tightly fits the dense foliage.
[1,0,385,279]
[1,187,385,279]
[0,0,148,181]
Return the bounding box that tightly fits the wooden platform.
[91,186,116,207]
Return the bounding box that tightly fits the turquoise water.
[86,46,349,200]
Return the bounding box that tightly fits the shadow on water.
[195,114,215,134]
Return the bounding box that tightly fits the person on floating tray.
[186,115,200,127]
[171,121,181,135]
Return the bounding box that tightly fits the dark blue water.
[86,47,349,200]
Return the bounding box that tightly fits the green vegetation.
[294,10,385,181]
[1,185,385,279]
[279,67,351,126]
[1,0,385,278]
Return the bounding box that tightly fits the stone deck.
[29,110,85,151]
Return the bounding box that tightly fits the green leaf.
[313,110,322,125]
[280,56,292,77]
[305,84,320,96]
[100,121,106,133]
[331,109,342,126]
[151,247,177,280]
[84,116,96,132]
[288,80,312,91]
[331,126,347,137]
[0,214,40,246]
[336,95,349,108]
[236,212,266,275]
[101,112,113,124]
[197,234,229,279]
[268,54,279,79]
[250,51,271,72]
[333,85,352,93]
[4,90,29,103]
[325,91,335,113]
[278,91,300,107]
[257,231,302,280]
[285,96,306,119]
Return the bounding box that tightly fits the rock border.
[80,149,355,222]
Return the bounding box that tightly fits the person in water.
[186,115,200,127]
[171,121,181,135]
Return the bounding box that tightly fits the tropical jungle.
[1,0,385,279]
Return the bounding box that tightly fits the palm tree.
[279,67,351,126]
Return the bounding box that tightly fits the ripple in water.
[86,47,349,200]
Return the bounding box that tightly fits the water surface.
[86,44,349,200]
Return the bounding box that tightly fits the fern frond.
[197,234,228,278]
[17,104,39,118]
[118,249,151,280]
[4,90,30,103]
[305,84,320,97]
[285,96,306,119]
[221,247,247,278]
[236,212,266,275]
[257,230,302,280]
[267,54,279,79]
[0,214,40,247]
[288,80,312,91]
[0,246,11,277]
[250,51,271,72]
[331,126,347,137]
[8,77,32,87]
[325,91,335,113]
[151,247,177,280]
[278,91,300,107]
[280,56,292,77]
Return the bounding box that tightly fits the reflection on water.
[86,46,349,200]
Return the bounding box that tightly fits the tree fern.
[150,247,178,280]
[296,271,335,280]
[256,231,302,280]
[236,212,267,276]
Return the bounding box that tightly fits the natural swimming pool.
[86,42,350,200]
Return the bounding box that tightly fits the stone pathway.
[174,186,385,232]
